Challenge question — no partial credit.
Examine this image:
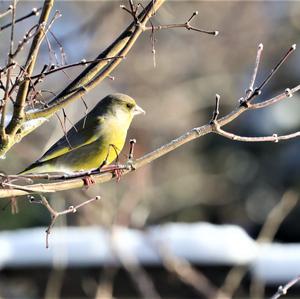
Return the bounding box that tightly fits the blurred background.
[1,1,300,298]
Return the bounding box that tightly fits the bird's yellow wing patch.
[37,117,104,163]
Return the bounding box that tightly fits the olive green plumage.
[21,93,145,174]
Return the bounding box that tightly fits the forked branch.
[0,44,300,198]
[142,11,219,36]
[29,194,101,247]
[0,0,219,159]
[0,0,167,158]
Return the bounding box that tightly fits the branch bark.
[8,0,54,132]
[26,0,165,120]
[0,0,165,158]
[0,0,54,155]
[1,82,300,198]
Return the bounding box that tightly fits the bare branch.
[5,0,54,137]
[246,43,264,99]
[257,190,299,243]
[257,44,296,93]
[210,94,220,123]
[212,124,300,143]
[11,24,39,59]
[25,0,165,120]
[249,85,300,110]
[240,44,296,107]
[30,194,100,248]
[0,0,166,159]
[143,11,219,36]
[159,244,229,299]
[0,7,41,31]
[217,190,299,299]
[271,276,300,299]
[1,70,300,198]
[30,56,124,80]
[0,5,13,19]
[0,0,17,138]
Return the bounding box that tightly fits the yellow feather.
[21,94,145,174]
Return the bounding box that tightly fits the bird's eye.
[126,103,132,109]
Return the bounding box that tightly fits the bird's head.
[96,93,145,124]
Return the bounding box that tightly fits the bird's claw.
[113,168,124,182]
[100,164,124,182]
[82,175,95,188]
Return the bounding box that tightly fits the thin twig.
[210,94,220,123]
[249,191,299,299]
[128,139,136,160]
[55,112,73,149]
[212,124,300,143]
[0,0,165,160]
[31,195,100,248]
[257,190,299,243]
[111,227,161,299]
[247,43,264,96]
[30,56,124,80]
[270,276,300,299]
[6,0,54,137]
[240,44,296,107]
[1,76,300,198]
[159,244,229,299]
[25,0,165,120]
[1,182,55,193]
[143,11,219,36]
[0,0,17,137]
[110,168,161,299]
[0,7,41,32]
[210,88,300,144]
[249,85,300,110]
[239,42,264,105]
[11,24,39,59]
[257,44,296,93]
[217,190,299,299]
[0,5,13,19]
[48,28,67,65]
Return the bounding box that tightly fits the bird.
[21,93,145,174]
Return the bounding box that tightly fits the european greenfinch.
[21,93,145,174]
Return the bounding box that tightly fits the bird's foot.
[101,164,124,182]
[82,175,95,188]
[113,167,124,182]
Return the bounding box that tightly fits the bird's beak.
[133,104,146,116]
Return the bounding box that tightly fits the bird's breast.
[98,118,128,152]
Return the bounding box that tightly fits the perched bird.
[21,93,145,174]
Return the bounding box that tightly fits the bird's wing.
[37,116,103,163]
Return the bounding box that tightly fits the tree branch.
[6,0,54,135]
[270,276,300,299]
[142,11,219,36]
[30,56,124,80]
[26,0,165,120]
[0,0,166,158]
[29,194,100,247]
[217,190,299,299]
[0,0,16,138]
[0,5,13,19]
[0,7,41,31]
[1,81,300,198]
[0,0,54,157]
[1,42,299,198]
